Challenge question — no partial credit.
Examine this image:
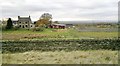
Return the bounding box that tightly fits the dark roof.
[18,16,31,22]
[12,20,18,24]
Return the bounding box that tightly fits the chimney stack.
[29,15,30,18]
[18,16,20,18]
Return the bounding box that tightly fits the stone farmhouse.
[17,16,34,29]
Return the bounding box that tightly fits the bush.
[33,27,45,32]
[13,26,19,30]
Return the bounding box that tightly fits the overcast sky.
[0,0,119,21]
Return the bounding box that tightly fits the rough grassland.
[2,28,119,64]
[2,29,118,40]
[2,50,118,64]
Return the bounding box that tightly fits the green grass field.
[2,28,118,40]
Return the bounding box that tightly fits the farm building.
[17,16,34,29]
[49,24,66,29]
[12,20,18,27]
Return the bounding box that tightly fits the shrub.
[33,27,45,32]
[13,26,19,30]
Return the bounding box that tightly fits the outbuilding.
[50,24,66,29]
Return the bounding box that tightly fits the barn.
[49,24,66,29]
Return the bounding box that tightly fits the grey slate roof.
[12,20,18,24]
[18,16,32,23]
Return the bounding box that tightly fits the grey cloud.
[0,0,118,21]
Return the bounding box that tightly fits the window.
[26,25,28,27]
[31,25,32,27]
[26,22,27,24]
[19,25,21,27]
[19,22,21,23]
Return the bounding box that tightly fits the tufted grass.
[2,50,118,64]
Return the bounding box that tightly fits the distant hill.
[57,21,118,24]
